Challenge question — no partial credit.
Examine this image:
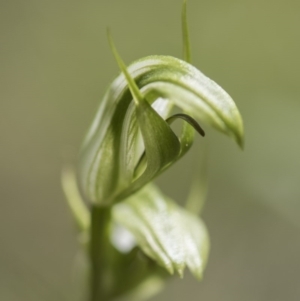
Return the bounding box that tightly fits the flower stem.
[89,206,112,301]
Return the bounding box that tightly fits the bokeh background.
[1,0,300,300]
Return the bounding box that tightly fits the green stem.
[89,206,112,301]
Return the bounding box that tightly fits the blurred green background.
[1,0,300,300]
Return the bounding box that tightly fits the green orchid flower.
[62,1,244,300]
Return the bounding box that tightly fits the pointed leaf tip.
[235,122,245,149]
[107,29,143,104]
[177,266,185,279]
[182,0,191,63]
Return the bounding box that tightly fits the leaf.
[61,167,90,231]
[108,34,182,202]
[78,54,243,205]
[185,141,209,215]
[112,183,210,279]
